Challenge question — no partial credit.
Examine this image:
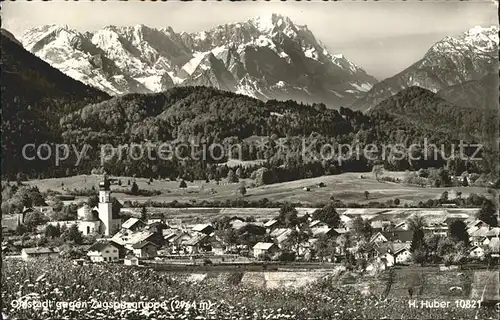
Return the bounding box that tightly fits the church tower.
[98,176,113,236]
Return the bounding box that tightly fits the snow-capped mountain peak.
[20,15,378,107]
[351,25,499,111]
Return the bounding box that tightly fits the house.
[124,254,139,266]
[311,226,333,238]
[253,242,279,258]
[270,228,290,238]
[210,240,225,255]
[372,244,395,267]
[469,246,485,260]
[369,232,388,244]
[467,220,488,229]
[146,221,169,234]
[112,229,163,250]
[276,229,294,248]
[169,231,193,253]
[184,234,209,254]
[21,247,60,261]
[393,244,412,264]
[122,218,146,232]
[469,227,490,246]
[192,224,215,235]
[87,241,121,263]
[132,241,158,259]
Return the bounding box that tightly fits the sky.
[1,1,498,79]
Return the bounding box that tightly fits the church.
[76,177,122,236]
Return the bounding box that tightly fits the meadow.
[26,172,494,206]
[2,259,499,320]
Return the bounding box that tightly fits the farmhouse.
[393,245,412,264]
[469,246,485,260]
[124,254,139,266]
[184,234,209,254]
[253,242,279,258]
[210,240,225,255]
[21,247,60,261]
[132,241,158,259]
[87,241,121,263]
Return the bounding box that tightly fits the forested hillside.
[55,85,497,182]
[1,31,110,177]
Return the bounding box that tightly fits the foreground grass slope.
[2,259,498,320]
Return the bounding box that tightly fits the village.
[2,176,499,272]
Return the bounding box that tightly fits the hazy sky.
[2,1,498,79]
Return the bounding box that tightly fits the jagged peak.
[466,25,499,35]
[248,13,300,34]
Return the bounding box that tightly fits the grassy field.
[2,259,499,320]
[26,171,494,206]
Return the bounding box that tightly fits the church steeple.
[98,175,113,235]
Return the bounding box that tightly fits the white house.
[469,246,485,260]
[393,246,412,264]
[21,247,60,261]
[253,242,279,258]
[87,241,121,263]
[124,254,139,266]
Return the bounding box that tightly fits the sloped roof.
[112,230,154,246]
[184,233,208,246]
[370,232,388,243]
[309,220,323,228]
[122,218,144,229]
[264,219,278,228]
[486,228,500,237]
[470,227,490,238]
[88,241,120,252]
[132,240,159,249]
[253,242,276,250]
[382,230,413,243]
[270,228,289,238]
[467,220,488,229]
[276,229,293,243]
[22,247,60,255]
[311,226,332,237]
[392,243,410,254]
[192,224,214,232]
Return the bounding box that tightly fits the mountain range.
[20,14,378,108]
[351,25,499,111]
